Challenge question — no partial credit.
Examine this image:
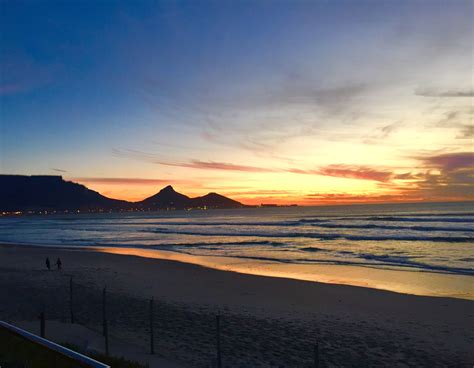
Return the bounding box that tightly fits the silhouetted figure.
[56,257,62,271]
[45,257,50,270]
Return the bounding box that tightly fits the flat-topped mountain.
[0,175,245,213]
[0,175,128,212]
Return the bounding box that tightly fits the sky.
[1,0,473,205]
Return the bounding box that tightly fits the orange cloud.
[289,165,393,182]
[305,192,421,204]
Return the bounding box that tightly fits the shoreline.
[2,199,473,216]
[1,242,473,300]
[1,243,473,366]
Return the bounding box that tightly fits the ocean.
[1,201,473,299]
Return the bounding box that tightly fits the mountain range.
[0,175,245,212]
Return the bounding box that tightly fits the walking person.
[56,257,62,271]
[45,257,50,270]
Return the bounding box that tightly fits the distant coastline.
[0,174,246,214]
[1,174,473,216]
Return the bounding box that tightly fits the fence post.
[149,297,154,355]
[314,343,319,368]
[39,311,45,338]
[104,321,109,356]
[216,314,222,368]
[102,287,107,336]
[102,287,109,356]
[69,276,74,324]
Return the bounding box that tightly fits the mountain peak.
[140,184,190,208]
[160,185,176,193]
[0,175,246,212]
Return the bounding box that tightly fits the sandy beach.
[0,244,473,367]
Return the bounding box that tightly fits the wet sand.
[0,244,473,367]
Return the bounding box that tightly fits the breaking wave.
[150,228,473,243]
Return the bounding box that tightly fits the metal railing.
[0,320,110,368]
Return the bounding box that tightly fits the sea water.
[1,201,473,299]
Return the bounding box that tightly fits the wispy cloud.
[317,165,393,182]
[363,121,403,144]
[157,157,399,182]
[51,168,67,173]
[72,177,181,185]
[157,160,277,173]
[305,192,419,203]
[392,172,423,180]
[415,88,474,98]
[113,147,278,173]
[0,83,32,95]
[436,110,460,127]
[223,189,295,196]
[429,108,473,140]
[252,80,369,114]
[1,53,57,96]
[114,146,413,183]
[112,148,160,163]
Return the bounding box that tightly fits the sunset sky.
[1,0,473,205]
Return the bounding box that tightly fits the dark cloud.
[378,152,474,202]
[456,125,474,139]
[289,165,393,182]
[51,168,67,173]
[304,152,474,203]
[418,152,474,171]
[412,168,474,200]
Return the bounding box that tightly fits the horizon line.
[2,173,473,207]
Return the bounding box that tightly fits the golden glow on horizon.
[2,0,472,206]
[69,88,473,205]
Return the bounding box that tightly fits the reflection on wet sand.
[96,246,474,300]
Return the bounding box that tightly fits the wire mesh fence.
[1,269,464,367]
[1,272,325,367]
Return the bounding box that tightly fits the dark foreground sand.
[0,244,473,367]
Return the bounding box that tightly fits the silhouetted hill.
[190,192,243,209]
[0,175,129,212]
[139,185,190,209]
[0,175,245,213]
[140,186,244,209]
